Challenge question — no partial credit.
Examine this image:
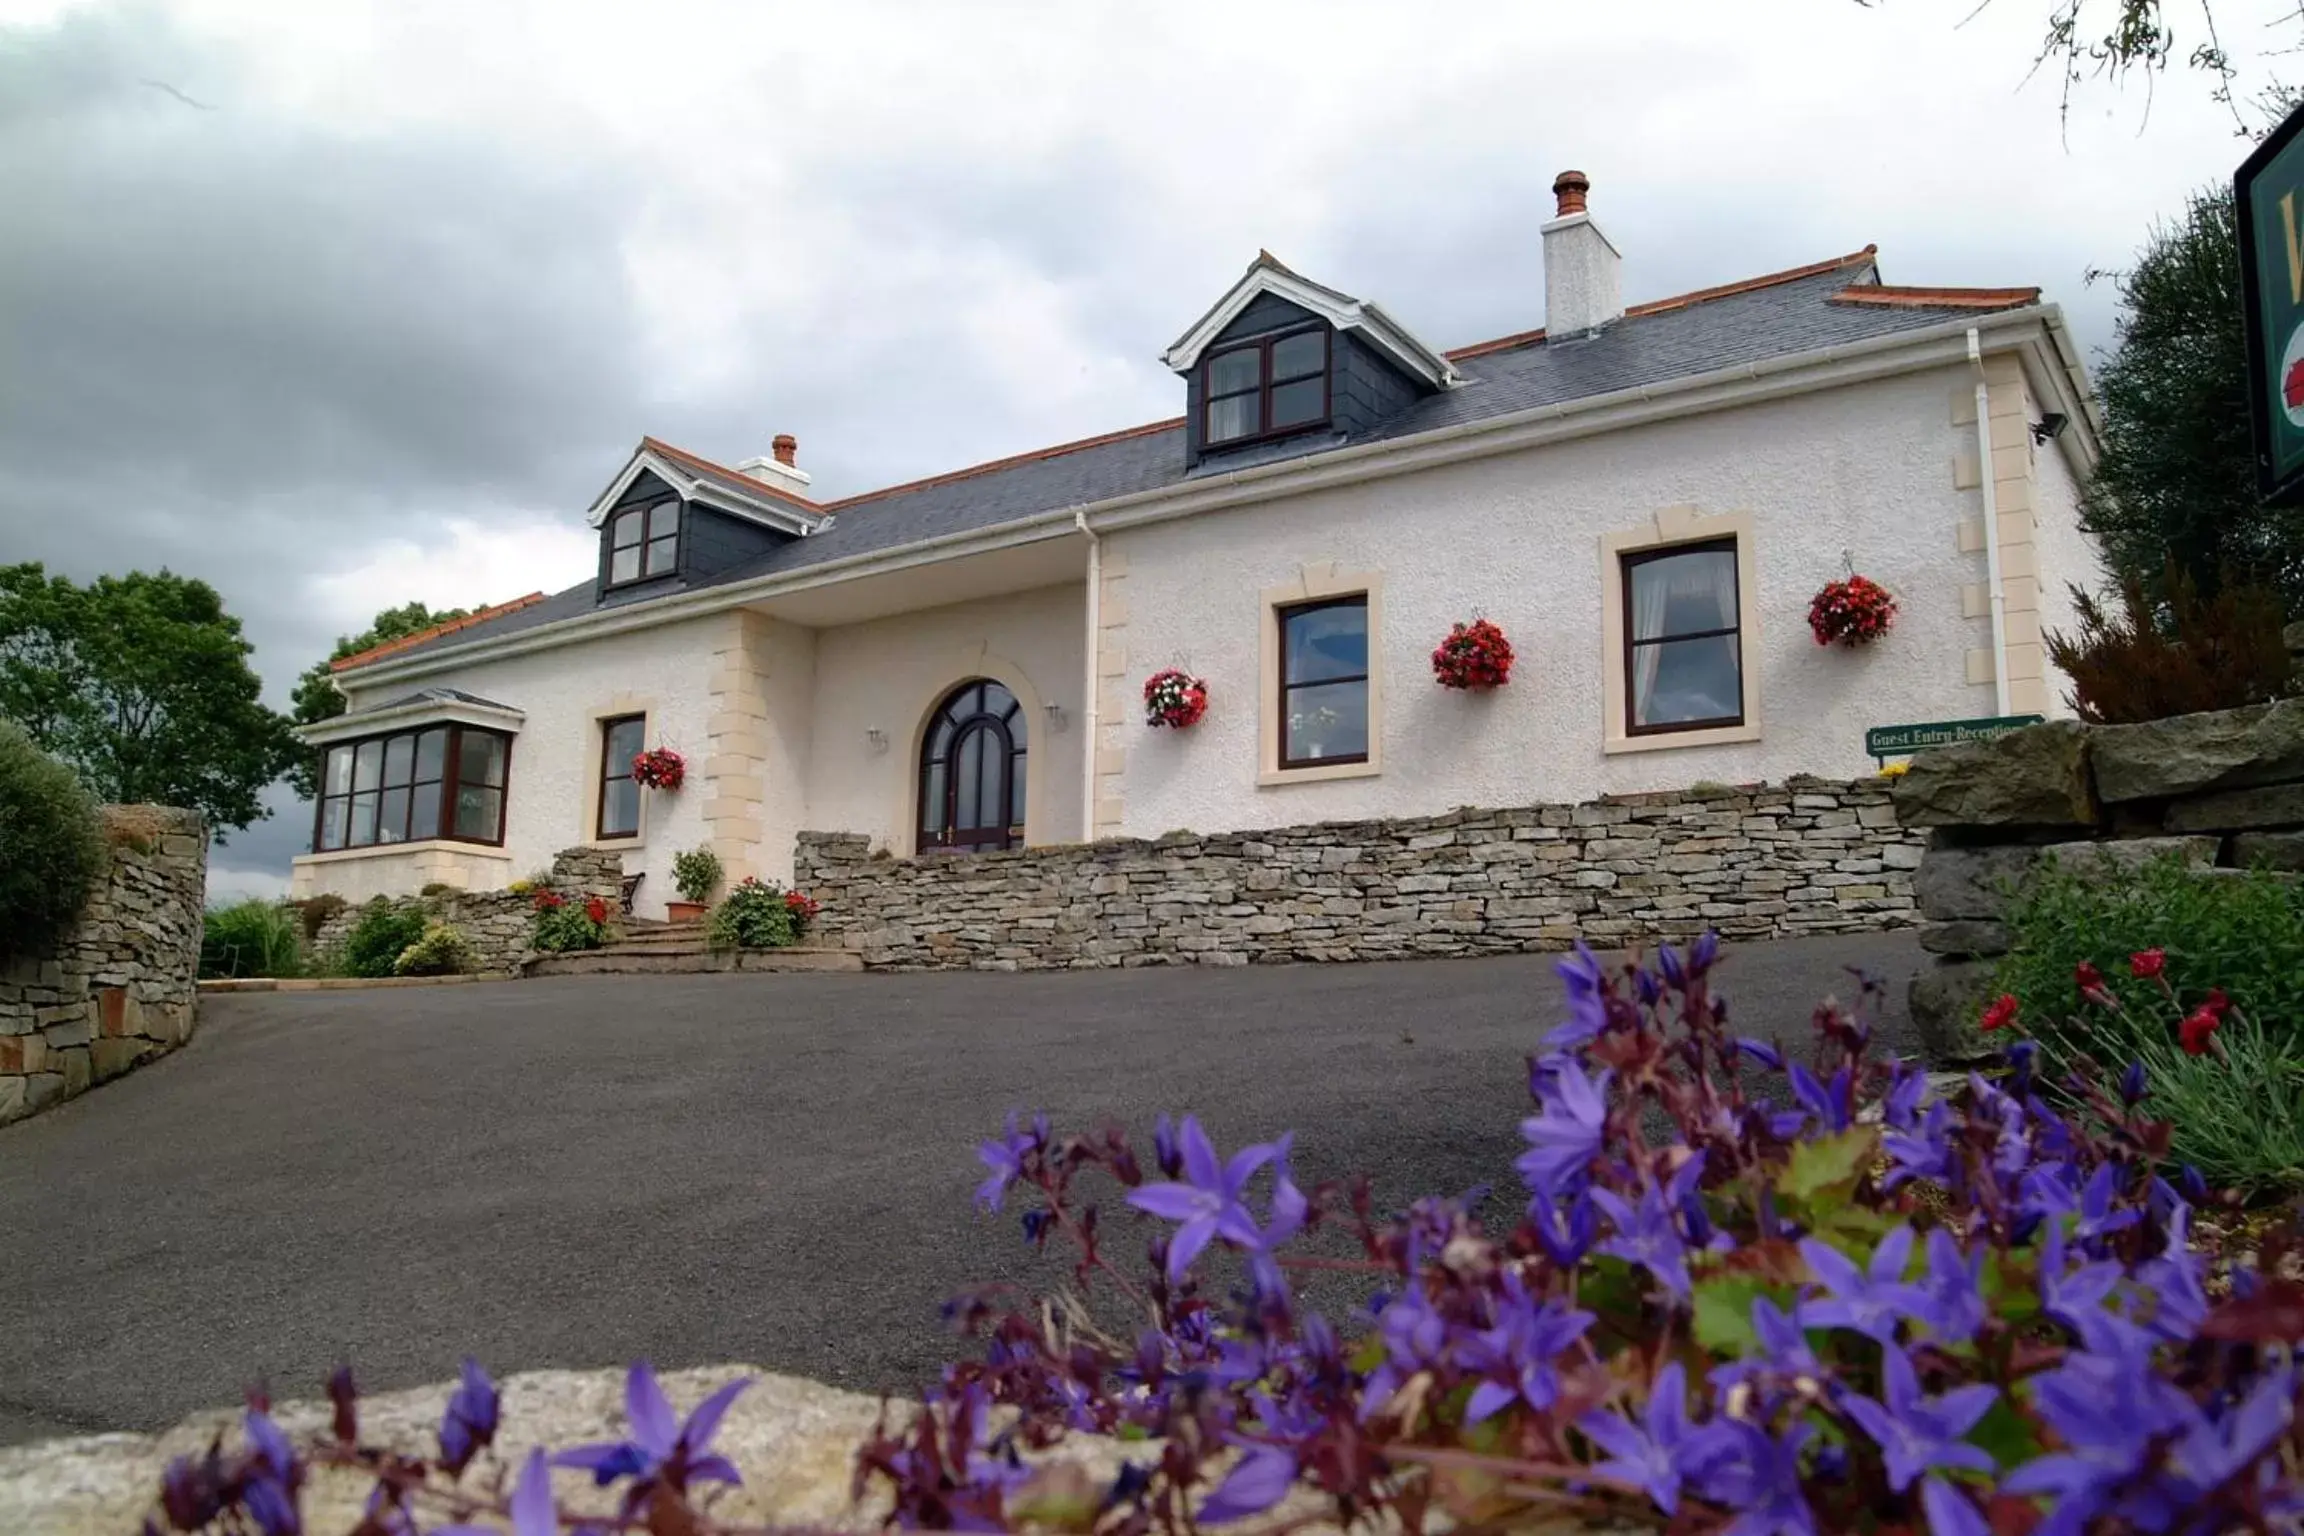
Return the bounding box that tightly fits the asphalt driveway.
[0,932,1922,1446]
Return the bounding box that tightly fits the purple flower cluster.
[150,934,2304,1536]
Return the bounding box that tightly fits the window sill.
[1603,721,1762,756]
[1258,760,1380,787]
[293,840,514,867]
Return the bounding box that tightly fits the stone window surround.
[891,647,1054,857]
[579,693,657,848]
[1599,506,1763,756]
[1258,563,1384,787]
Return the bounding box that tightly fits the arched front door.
[918,679,1027,853]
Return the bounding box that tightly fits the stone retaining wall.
[1,805,206,1128]
[1893,702,2304,1061]
[794,776,1921,971]
[309,846,626,975]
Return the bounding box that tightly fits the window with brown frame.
[596,714,647,839]
[312,724,510,852]
[1204,326,1330,446]
[608,499,681,586]
[1621,538,1745,736]
[1276,595,1370,769]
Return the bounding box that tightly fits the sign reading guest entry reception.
[2237,97,2304,503]
[1865,715,2044,763]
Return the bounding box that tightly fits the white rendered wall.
[1110,364,2000,836]
[2029,424,2106,719]
[319,612,725,918]
[804,584,1086,856]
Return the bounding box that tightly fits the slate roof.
[355,248,2043,670]
[342,686,522,716]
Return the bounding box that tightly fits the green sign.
[1865,715,2043,760]
[2237,101,2304,503]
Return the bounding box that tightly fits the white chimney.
[736,433,813,500]
[1542,170,1623,339]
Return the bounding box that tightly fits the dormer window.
[1204,326,1330,446]
[609,499,680,586]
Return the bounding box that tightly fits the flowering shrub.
[1996,855,2304,1194]
[529,891,612,953]
[392,921,478,977]
[1808,573,1898,647]
[671,845,724,905]
[146,938,2304,1536]
[338,899,431,978]
[630,746,686,791]
[1431,618,1515,690]
[784,888,821,936]
[1143,668,1209,729]
[705,875,797,949]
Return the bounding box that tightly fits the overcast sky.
[3,0,2295,894]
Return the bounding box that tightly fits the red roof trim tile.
[640,435,817,508]
[1441,245,1882,361]
[818,417,1187,512]
[1827,284,2041,310]
[331,592,548,672]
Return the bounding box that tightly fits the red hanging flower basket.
[1432,618,1515,690]
[631,746,686,790]
[1808,575,1898,648]
[1143,669,1209,729]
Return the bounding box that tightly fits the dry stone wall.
[1892,703,2304,1061]
[1,805,206,1128]
[794,777,1921,971]
[308,845,626,974]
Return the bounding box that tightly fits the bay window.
[314,724,510,851]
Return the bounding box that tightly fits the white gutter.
[348,306,2064,687]
[1074,510,1102,842]
[1968,328,2012,716]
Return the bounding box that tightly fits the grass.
[200,899,304,979]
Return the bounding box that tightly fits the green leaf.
[1778,1126,1880,1209]
[1692,1275,1772,1355]
[1966,1397,2042,1469]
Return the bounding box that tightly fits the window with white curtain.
[1621,538,1743,734]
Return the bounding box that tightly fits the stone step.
[523,946,861,978]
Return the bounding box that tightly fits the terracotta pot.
[666,901,707,922]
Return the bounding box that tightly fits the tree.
[2081,188,2304,615]
[0,564,300,838]
[285,601,471,798]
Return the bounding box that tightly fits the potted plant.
[1431,617,1515,689]
[668,845,722,922]
[1143,668,1209,729]
[631,745,686,791]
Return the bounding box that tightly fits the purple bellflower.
[437,1357,500,1474]
[1837,1346,1996,1492]
[1361,1286,1450,1417]
[2021,1162,2139,1251]
[1593,1181,1692,1300]
[1918,1476,1993,1536]
[1798,1225,1922,1345]
[1910,1228,1987,1346]
[1125,1117,1289,1284]
[1786,1064,1853,1134]
[240,1409,300,1536]
[2003,1336,2199,1530]
[975,1112,1046,1213]
[1685,1419,1817,1536]
[1735,1037,1786,1072]
[1197,1446,1297,1524]
[1883,1100,1954,1191]
[435,1448,556,1536]
[1528,1176,1597,1267]
[555,1362,750,1493]
[1516,1061,1610,1195]
[1544,942,1609,1049]
[1711,1296,1822,1397]
[1578,1360,1698,1513]
[1454,1270,1593,1423]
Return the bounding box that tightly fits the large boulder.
[1890,722,2096,829]
[1910,835,2214,923]
[2232,830,2304,871]
[2090,700,2304,803]
[2166,782,2304,834]
[1909,957,2003,1064]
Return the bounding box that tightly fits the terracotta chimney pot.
[1552,170,1590,219]
[772,434,798,467]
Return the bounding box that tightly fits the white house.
[293,171,2104,918]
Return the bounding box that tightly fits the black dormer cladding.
[1182,294,1427,468]
[593,468,794,604]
